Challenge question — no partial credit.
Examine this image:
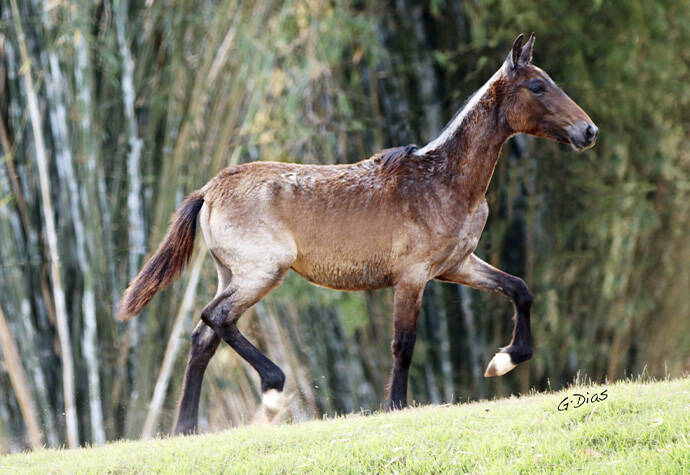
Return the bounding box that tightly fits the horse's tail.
[116,190,205,321]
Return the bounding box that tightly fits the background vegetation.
[0,0,688,451]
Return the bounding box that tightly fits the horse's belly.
[291,253,394,291]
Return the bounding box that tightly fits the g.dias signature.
[557,389,608,411]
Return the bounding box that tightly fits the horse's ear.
[520,32,535,64]
[508,34,525,70]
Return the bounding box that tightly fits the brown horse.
[118,34,597,435]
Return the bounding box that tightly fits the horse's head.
[501,33,598,151]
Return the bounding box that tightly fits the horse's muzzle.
[567,120,599,151]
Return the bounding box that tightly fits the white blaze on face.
[416,65,507,155]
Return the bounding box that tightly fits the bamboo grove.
[0,0,688,451]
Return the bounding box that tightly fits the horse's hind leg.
[173,321,221,435]
[201,263,292,422]
[172,261,232,435]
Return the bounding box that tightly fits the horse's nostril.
[586,124,598,142]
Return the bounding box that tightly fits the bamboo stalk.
[9,0,79,448]
[0,304,42,449]
[114,0,146,433]
[74,24,107,446]
[151,0,239,241]
[42,29,106,445]
[115,0,146,284]
[17,300,59,447]
[0,34,59,446]
[0,116,30,238]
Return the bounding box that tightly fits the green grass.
[2,377,688,474]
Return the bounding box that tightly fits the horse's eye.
[528,81,546,94]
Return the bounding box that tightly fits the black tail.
[117,191,204,321]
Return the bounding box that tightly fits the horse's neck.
[418,77,513,204]
[452,112,513,202]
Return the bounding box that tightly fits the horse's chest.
[443,200,489,265]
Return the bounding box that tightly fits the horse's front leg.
[388,279,426,409]
[438,253,534,377]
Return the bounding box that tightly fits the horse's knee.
[189,325,218,366]
[200,305,216,329]
[200,284,241,329]
[201,299,235,331]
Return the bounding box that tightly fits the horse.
[117,33,598,435]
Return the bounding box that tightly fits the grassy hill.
[2,377,688,473]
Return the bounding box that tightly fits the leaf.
[433,50,448,66]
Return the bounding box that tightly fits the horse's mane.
[373,94,484,178]
[375,144,420,178]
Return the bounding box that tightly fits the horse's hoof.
[262,389,288,414]
[252,389,291,425]
[484,352,516,377]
